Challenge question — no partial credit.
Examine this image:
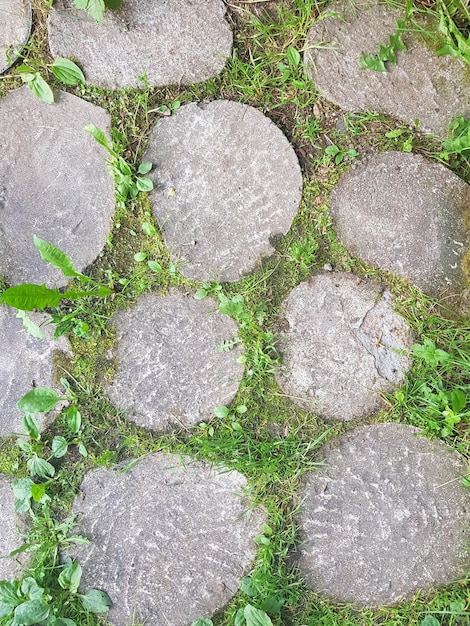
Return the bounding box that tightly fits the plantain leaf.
[51,58,86,86]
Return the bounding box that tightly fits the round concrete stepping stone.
[296,423,470,606]
[305,0,470,135]
[329,152,470,298]
[0,306,71,437]
[0,86,115,287]
[276,273,413,421]
[143,100,302,282]
[48,0,232,89]
[104,292,244,431]
[68,454,266,626]
[0,474,27,578]
[0,0,32,75]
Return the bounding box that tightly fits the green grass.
[0,0,470,624]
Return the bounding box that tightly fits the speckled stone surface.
[48,0,233,89]
[0,0,32,74]
[68,454,266,626]
[305,0,470,135]
[329,152,470,298]
[143,100,302,282]
[0,86,115,287]
[104,292,244,432]
[0,306,70,437]
[276,273,413,421]
[296,423,470,606]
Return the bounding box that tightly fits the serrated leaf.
[80,589,112,613]
[27,456,55,478]
[18,388,59,413]
[214,406,229,418]
[33,236,84,279]
[1,284,62,311]
[51,58,85,86]
[25,73,54,104]
[360,52,386,72]
[14,599,50,625]
[136,177,154,192]
[52,436,68,458]
[58,559,82,594]
[244,604,273,626]
[138,161,152,175]
[21,414,40,440]
[15,311,46,339]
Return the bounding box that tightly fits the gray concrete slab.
[68,454,266,626]
[0,86,115,287]
[329,152,470,298]
[143,100,302,282]
[48,0,233,89]
[296,423,470,606]
[305,0,470,135]
[0,306,71,437]
[0,474,27,578]
[0,0,31,74]
[104,292,244,432]
[276,273,413,421]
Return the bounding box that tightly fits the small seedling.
[385,128,413,152]
[440,116,470,162]
[324,144,359,165]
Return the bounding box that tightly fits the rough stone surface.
[329,152,470,298]
[276,273,413,421]
[0,0,32,74]
[0,306,71,437]
[143,100,302,282]
[48,0,233,89]
[0,86,115,287]
[105,292,244,432]
[296,423,470,606]
[68,454,266,626]
[0,474,27,578]
[305,0,470,135]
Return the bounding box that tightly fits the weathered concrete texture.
[0,0,31,74]
[0,306,71,436]
[144,100,302,282]
[105,292,244,432]
[69,454,266,626]
[0,86,115,287]
[276,273,413,421]
[48,0,232,89]
[0,474,27,578]
[305,0,470,135]
[329,152,470,298]
[296,423,470,606]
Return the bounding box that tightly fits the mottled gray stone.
[329,152,470,298]
[143,100,302,282]
[296,423,470,606]
[0,306,71,437]
[0,474,27,578]
[69,454,266,626]
[0,86,115,287]
[48,0,232,89]
[305,0,470,135]
[276,273,413,421]
[0,0,31,74]
[105,292,244,432]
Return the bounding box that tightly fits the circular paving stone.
[276,273,413,421]
[0,474,27,578]
[0,86,115,287]
[68,454,266,626]
[143,100,302,282]
[104,292,244,431]
[48,0,233,89]
[0,0,32,75]
[0,306,70,437]
[329,152,470,299]
[296,423,470,606]
[305,0,470,135]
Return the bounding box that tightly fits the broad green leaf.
[147,261,162,273]
[420,617,440,626]
[234,608,245,626]
[134,252,146,262]
[84,123,114,155]
[50,618,77,626]
[190,620,213,626]
[51,58,86,86]
[142,221,156,236]
[194,289,208,300]
[52,436,68,458]
[385,129,404,139]
[17,388,59,413]
[58,559,82,594]
[80,589,112,613]
[104,0,121,7]
[74,0,88,7]
[67,406,82,434]
[138,161,152,175]
[287,46,301,67]
[77,0,105,21]
[27,456,55,478]
[20,578,44,600]
[259,596,285,615]
[25,73,54,104]
[31,482,47,502]
[16,439,33,454]
[244,605,273,626]
[13,599,50,625]
[21,414,40,440]
[12,478,34,503]
[1,284,62,311]
[15,311,46,339]
[240,576,257,597]
[33,236,83,279]
[136,176,154,192]
[451,389,466,414]
[325,145,340,156]
[63,289,95,300]
[214,406,229,418]
[0,581,20,613]
[78,442,88,457]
